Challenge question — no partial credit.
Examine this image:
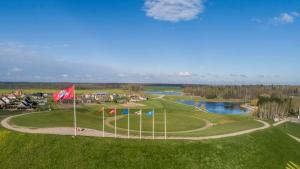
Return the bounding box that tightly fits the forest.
[183,85,300,120]
[183,85,300,99]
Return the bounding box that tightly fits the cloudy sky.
[0,0,299,84]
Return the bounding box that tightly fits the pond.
[144,91,182,95]
[177,100,249,115]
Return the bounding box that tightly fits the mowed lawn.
[276,122,300,138]
[1,110,300,169]
[9,99,263,137]
[0,125,300,169]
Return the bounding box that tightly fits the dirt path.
[272,118,300,142]
[1,112,270,141]
[288,134,300,142]
[152,95,165,99]
[272,119,290,126]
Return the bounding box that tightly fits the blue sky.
[0,0,299,84]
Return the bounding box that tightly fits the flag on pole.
[53,85,74,102]
[102,107,105,137]
[146,111,153,117]
[122,109,129,115]
[109,108,117,115]
[152,109,155,139]
[164,109,167,140]
[139,109,142,139]
[135,110,141,115]
[127,108,130,138]
[53,85,76,136]
[114,107,117,138]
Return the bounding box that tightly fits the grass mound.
[0,126,299,169]
[9,98,263,137]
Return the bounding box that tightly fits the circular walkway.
[1,112,270,141]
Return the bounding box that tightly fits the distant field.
[144,85,182,92]
[0,86,181,95]
[0,88,126,94]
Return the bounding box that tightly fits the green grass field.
[0,88,126,95]
[1,96,300,168]
[276,122,300,138]
[9,98,262,137]
[144,85,182,92]
[0,121,299,169]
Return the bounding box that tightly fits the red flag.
[109,108,117,115]
[53,85,75,102]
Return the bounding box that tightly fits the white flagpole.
[114,107,117,138]
[152,108,155,139]
[164,109,167,140]
[128,108,130,138]
[73,85,77,136]
[102,107,105,137]
[140,109,142,140]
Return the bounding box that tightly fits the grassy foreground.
[0,125,300,169]
[1,109,300,168]
[276,122,300,138]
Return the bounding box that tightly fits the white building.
[1,97,10,104]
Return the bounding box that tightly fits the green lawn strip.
[276,122,300,138]
[116,113,206,132]
[0,127,299,169]
[170,120,264,137]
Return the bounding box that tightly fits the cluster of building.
[79,92,148,104]
[0,90,48,110]
[0,90,149,110]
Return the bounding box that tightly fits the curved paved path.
[1,112,270,141]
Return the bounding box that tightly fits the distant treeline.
[183,85,300,99]
[0,82,182,90]
[0,82,124,90]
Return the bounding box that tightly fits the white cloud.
[84,74,92,78]
[229,74,248,78]
[144,0,204,22]
[291,12,299,17]
[251,18,262,23]
[61,74,69,78]
[272,12,299,25]
[177,71,192,77]
[62,43,71,47]
[11,67,22,72]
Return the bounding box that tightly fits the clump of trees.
[254,96,300,120]
[183,85,300,99]
[183,85,300,120]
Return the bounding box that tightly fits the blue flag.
[146,111,153,117]
[122,109,129,115]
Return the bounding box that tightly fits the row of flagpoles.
[53,85,167,139]
[101,108,167,139]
